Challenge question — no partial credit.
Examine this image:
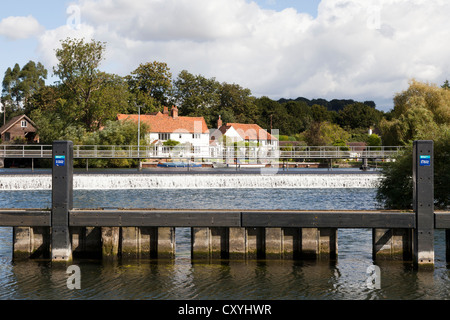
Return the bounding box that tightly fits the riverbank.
[0,171,382,190]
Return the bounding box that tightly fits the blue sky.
[0,0,320,87]
[1,0,450,112]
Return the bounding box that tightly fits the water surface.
[0,188,448,300]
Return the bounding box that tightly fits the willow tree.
[377,80,450,209]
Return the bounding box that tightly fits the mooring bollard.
[413,140,434,269]
[51,140,74,262]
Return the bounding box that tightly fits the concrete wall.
[12,226,417,263]
[191,227,338,261]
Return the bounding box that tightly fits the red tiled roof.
[117,112,209,134]
[225,123,278,141]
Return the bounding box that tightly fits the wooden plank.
[241,211,415,228]
[0,210,51,227]
[434,211,450,229]
[69,209,241,227]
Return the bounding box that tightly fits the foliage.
[1,61,47,121]
[53,38,107,130]
[127,61,173,113]
[376,131,450,209]
[380,79,450,145]
[367,134,382,147]
[376,146,414,209]
[377,80,450,209]
[163,139,180,146]
[337,102,383,130]
[303,121,351,146]
[173,70,221,125]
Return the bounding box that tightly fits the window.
[21,120,27,127]
[192,133,201,139]
[158,133,170,141]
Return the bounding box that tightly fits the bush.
[376,133,450,209]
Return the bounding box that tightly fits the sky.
[0,0,449,112]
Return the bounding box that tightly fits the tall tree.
[1,64,21,123]
[18,61,47,107]
[380,79,450,145]
[53,38,106,129]
[127,61,173,113]
[218,82,258,124]
[1,61,47,124]
[337,102,382,130]
[173,70,221,125]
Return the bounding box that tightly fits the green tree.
[18,61,48,107]
[89,72,130,128]
[337,102,382,130]
[53,38,107,130]
[303,122,350,146]
[255,97,291,135]
[1,64,21,123]
[376,130,450,209]
[1,61,48,124]
[173,70,221,126]
[311,104,330,123]
[127,61,173,113]
[377,80,450,209]
[218,82,258,125]
[380,80,450,145]
[282,100,313,134]
[367,133,382,147]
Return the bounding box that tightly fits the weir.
[1,140,449,270]
[0,172,381,190]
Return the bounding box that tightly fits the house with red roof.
[117,106,210,157]
[210,115,278,147]
[210,116,279,160]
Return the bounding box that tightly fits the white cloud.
[37,24,96,73]
[36,0,450,110]
[0,15,45,40]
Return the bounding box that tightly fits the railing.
[0,144,404,160]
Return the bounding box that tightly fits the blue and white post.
[413,140,434,269]
[51,141,74,262]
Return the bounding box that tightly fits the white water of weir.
[0,174,381,190]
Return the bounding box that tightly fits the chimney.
[171,105,178,119]
[217,115,222,128]
[163,106,169,115]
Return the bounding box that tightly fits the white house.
[210,116,279,161]
[117,106,210,157]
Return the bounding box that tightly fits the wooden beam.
[69,209,242,227]
[0,209,50,227]
[241,210,415,228]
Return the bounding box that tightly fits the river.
[0,185,449,301]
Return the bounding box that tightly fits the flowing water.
[0,172,449,300]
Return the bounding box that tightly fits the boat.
[157,161,202,168]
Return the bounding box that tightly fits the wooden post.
[413,140,434,269]
[51,141,73,262]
